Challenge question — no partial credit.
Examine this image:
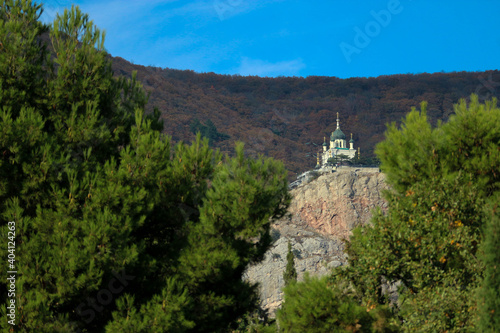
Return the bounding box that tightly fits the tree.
[189,117,230,146]
[283,241,297,287]
[477,196,500,332]
[277,275,392,333]
[232,308,277,333]
[0,2,290,332]
[353,152,380,166]
[342,96,500,331]
[327,153,351,167]
[335,153,350,165]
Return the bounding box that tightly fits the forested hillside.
[110,56,500,178]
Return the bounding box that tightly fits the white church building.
[317,113,356,168]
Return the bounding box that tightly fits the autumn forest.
[111,56,500,178]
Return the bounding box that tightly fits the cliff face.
[245,167,389,315]
[290,167,387,239]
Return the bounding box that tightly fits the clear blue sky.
[41,0,500,79]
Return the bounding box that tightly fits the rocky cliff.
[245,167,389,316]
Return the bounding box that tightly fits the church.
[317,113,356,168]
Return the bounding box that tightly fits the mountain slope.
[110,56,500,178]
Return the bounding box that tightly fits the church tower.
[319,113,357,168]
[331,113,347,149]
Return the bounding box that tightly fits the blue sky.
[41,0,500,79]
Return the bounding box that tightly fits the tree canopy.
[277,275,393,333]
[342,96,500,331]
[0,2,290,332]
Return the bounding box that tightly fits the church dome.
[331,128,346,140]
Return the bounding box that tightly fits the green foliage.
[354,153,380,166]
[307,170,320,181]
[342,96,500,332]
[0,2,291,332]
[106,279,195,332]
[283,241,297,287]
[327,154,353,167]
[336,153,350,163]
[477,196,500,332]
[232,308,277,333]
[189,117,230,145]
[277,275,393,333]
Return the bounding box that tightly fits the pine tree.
[342,96,500,331]
[283,241,297,287]
[189,118,229,145]
[0,2,291,332]
[277,275,382,333]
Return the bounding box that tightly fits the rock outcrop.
[245,167,389,316]
[290,167,387,239]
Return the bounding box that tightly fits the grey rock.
[244,167,388,316]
